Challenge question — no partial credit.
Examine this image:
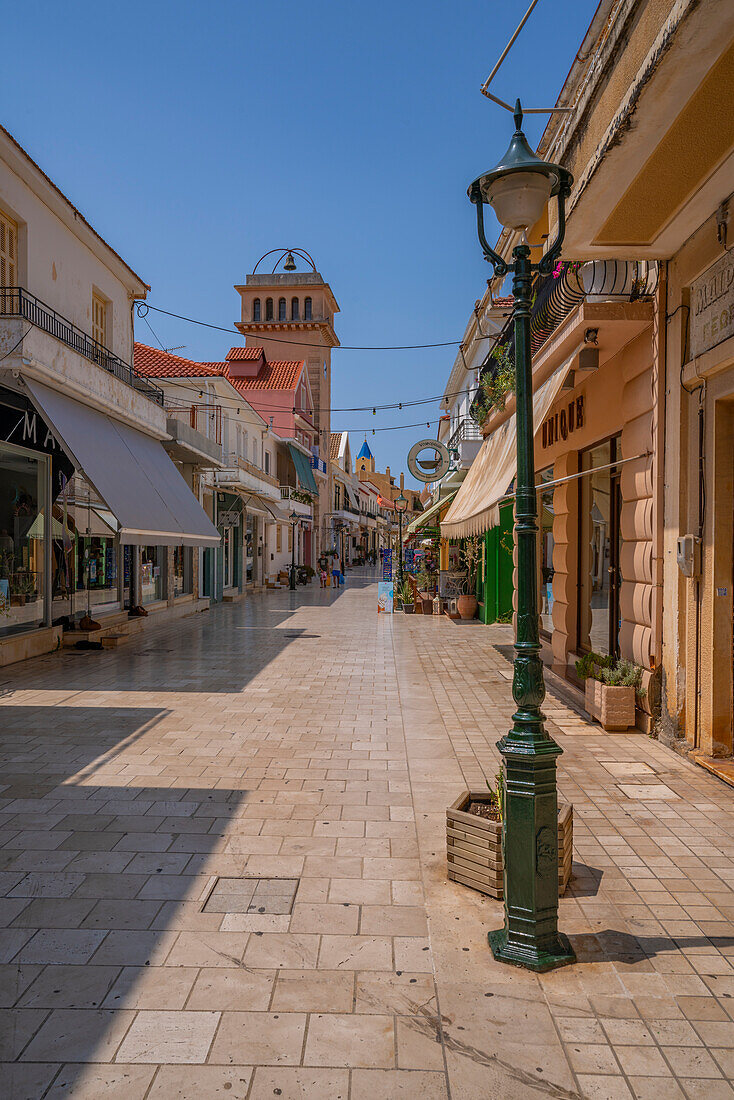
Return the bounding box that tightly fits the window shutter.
[0,209,18,292]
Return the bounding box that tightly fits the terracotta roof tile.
[226,346,263,361]
[134,343,223,378]
[224,360,303,392]
[329,432,343,461]
[491,297,514,308]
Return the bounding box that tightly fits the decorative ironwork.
[0,287,164,406]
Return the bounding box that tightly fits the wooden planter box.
[447,791,573,899]
[584,679,636,731]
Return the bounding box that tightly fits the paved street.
[1,570,733,1100]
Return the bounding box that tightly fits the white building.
[0,126,219,665]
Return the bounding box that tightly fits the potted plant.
[415,567,434,614]
[457,536,480,620]
[398,578,414,613]
[576,652,646,731]
[447,771,573,898]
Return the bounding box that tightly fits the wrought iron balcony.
[310,454,327,475]
[0,287,164,406]
[447,417,482,452]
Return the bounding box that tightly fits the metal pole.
[290,522,296,590]
[398,511,404,590]
[488,242,575,973]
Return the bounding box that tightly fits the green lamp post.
[289,510,298,591]
[394,491,408,590]
[468,100,575,972]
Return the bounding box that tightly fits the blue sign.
[404,549,415,572]
[382,550,392,580]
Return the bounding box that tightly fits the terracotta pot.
[457,594,477,620]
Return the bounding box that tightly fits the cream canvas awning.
[24,378,221,547]
[404,491,457,540]
[441,365,569,539]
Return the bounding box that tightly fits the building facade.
[235,251,338,564]
[0,126,219,665]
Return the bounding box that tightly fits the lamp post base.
[488,927,575,973]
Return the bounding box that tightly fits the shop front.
[0,376,220,663]
[529,310,659,729]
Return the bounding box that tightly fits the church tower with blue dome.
[356,438,374,476]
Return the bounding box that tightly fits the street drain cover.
[203,877,299,915]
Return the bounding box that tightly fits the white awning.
[441,365,570,539]
[24,378,220,547]
[237,493,291,522]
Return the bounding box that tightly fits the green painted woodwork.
[480,504,514,624]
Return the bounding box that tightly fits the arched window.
[252,298,261,321]
[291,297,300,321]
[265,298,273,321]
[304,297,312,320]
[278,298,287,321]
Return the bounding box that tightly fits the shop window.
[246,514,255,584]
[173,545,193,597]
[265,298,274,321]
[291,298,300,320]
[278,298,287,321]
[141,545,166,604]
[0,442,47,636]
[538,466,555,636]
[578,437,622,656]
[304,297,312,320]
[252,298,261,321]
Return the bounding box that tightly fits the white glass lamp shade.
[485,170,553,232]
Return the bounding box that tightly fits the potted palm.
[398,578,414,613]
[457,536,480,620]
[576,652,646,731]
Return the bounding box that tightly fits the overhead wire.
[137,301,467,351]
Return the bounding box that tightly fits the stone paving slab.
[0,571,731,1098]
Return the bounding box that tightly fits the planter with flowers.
[576,652,646,732]
[457,535,480,620]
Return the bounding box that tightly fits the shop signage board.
[541,394,585,449]
[407,439,451,483]
[377,581,394,613]
[219,510,241,527]
[404,548,415,571]
[690,252,734,358]
[382,549,392,579]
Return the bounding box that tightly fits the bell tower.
[235,249,339,558]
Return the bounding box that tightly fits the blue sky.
[6,0,596,487]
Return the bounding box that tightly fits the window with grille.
[0,210,18,314]
[253,298,261,321]
[92,293,107,350]
[304,297,312,320]
[278,298,287,321]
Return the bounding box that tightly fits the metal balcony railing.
[166,403,223,444]
[0,287,164,406]
[281,485,314,506]
[447,417,482,451]
[310,455,327,474]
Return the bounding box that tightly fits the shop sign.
[377,581,394,614]
[407,439,451,483]
[382,549,392,580]
[541,394,585,449]
[219,510,241,527]
[690,253,734,358]
[0,396,75,491]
